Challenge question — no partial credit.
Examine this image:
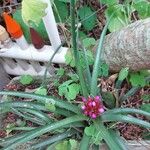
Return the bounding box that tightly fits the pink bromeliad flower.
[81,96,104,119]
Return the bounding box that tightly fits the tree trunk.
[95,18,150,72]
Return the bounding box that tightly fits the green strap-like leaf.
[90,15,114,96]
[31,129,77,149]
[0,91,80,114]
[2,115,87,150]
[104,108,150,118]
[102,114,150,128]
[79,132,91,150]
[94,120,122,150]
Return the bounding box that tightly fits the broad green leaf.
[83,38,96,48]
[105,5,129,32]
[56,68,65,76]
[100,0,118,6]
[78,6,97,31]
[45,102,56,112]
[35,87,47,96]
[85,125,96,136]
[98,63,109,77]
[133,0,150,19]
[118,67,129,81]
[129,72,146,87]
[65,51,75,67]
[20,75,33,85]
[53,0,69,23]
[69,139,79,150]
[22,0,48,26]
[67,83,80,100]
[68,73,79,82]
[140,104,150,113]
[58,80,80,100]
[84,125,103,145]
[58,85,68,97]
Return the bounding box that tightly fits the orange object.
[3,12,23,39]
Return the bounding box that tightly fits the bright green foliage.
[22,0,47,26]
[1,1,150,150]
[58,80,80,100]
[98,63,109,77]
[118,67,129,81]
[45,102,56,112]
[65,51,76,67]
[69,139,79,150]
[100,0,118,6]
[133,0,150,19]
[20,75,33,85]
[68,73,79,82]
[65,50,94,68]
[84,125,103,145]
[83,38,96,48]
[140,104,150,113]
[129,71,147,87]
[55,140,69,150]
[78,6,97,31]
[105,4,129,32]
[56,68,65,77]
[53,0,69,23]
[54,138,79,150]
[102,0,150,32]
[35,87,47,96]
[13,10,48,42]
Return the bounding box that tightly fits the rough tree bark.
[95,18,150,72]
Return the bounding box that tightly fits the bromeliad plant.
[0,0,150,150]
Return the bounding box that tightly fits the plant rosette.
[0,76,150,150]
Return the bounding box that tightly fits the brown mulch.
[99,76,150,140]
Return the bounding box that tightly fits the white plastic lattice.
[0,0,68,76]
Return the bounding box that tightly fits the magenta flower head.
[81,96,104,119]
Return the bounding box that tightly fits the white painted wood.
[0,1,68,76]
[41,0,62,51]
[2,58,17,69]
[15,59,30,71]
[2,62,51,76]
[0,43,68,63]
[29,61,42,73]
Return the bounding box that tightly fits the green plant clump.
[0,0,150,150]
